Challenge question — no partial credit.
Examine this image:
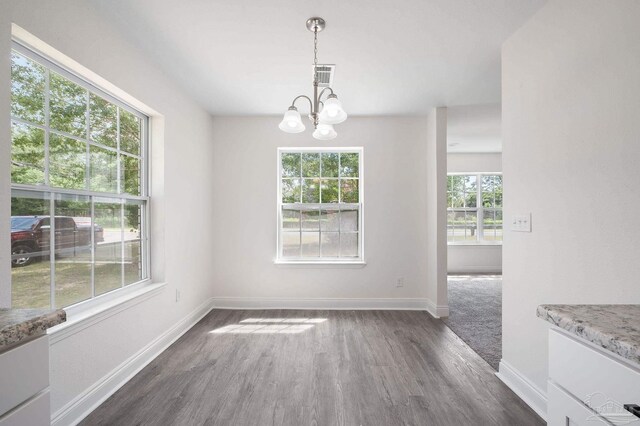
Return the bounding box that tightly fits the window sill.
[48,281,166,344]
[274,260,367,268]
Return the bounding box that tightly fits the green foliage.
[281,153,301,177]
[341,179,359,203]
[49,134,86,189]
[11,123,45,185]
[302,178,320,203]
[50,72,86,137]
[90,93,117,148]
[321,153,339,177]
[282,178,301,203]
[340,153,358,177]
[302,153,320,177]
[10,51,143,196]
[320,179,338,203]
[11,52,45,124]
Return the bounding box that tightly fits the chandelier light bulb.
[319,95,347,125]
[313,123,337,140]
[279,107,305,133]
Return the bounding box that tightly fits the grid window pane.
[302,153,320,177]
[11,122,45,185]
[53,196,92,308]
[11,52,46,125]
[121,154,141,196]
[340,209,359,232]
[282,208,300,229]
[90,145,118,193]
[447,173,502,244]
[11,191,51,309]
[279,150,361,261]
[10,48,149,309]
[120,109,141,156]
[282,178,301,203]
[340,179,359,203]
[301,209,320,231]
[50,72,87,138]
[282,232,300,257]
[301,232,320,257]
[321,232,340,257]
[90,93,118,148]
[281,153,301,177]
[124,202,143,285]
[340,233,358,257]
[321,153,339,177]
[94,201,122,296]
[340,153,359,177]
[302,178,320,203]
[49,134,86,190]
[320,209,340,231]
[320,179,339,203]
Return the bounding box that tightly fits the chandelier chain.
[313,27,318,84]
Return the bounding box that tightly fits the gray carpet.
[443,275,502,370]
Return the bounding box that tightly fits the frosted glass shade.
[318,96,347,124]
[279,108,305,133]
[312,123,337,140]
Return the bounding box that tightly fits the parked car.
[10,216,104,267]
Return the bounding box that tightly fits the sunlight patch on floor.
[210,318,326,334]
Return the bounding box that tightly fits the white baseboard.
[496,359,547,421]
[447,266,502,274]
[51,298,215,426]
[425,299,449,318]
[211,297,434,312]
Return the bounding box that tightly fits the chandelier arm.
[291,95,314,113]
[318,87,335,102]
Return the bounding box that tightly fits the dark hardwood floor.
[82,310,543,426]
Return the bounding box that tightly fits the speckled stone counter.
[0,308,66,351]
[537,304,640,366]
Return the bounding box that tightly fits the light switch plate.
[511,213,532,232]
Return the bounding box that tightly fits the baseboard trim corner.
[211,297,430,311]
[496,359,547,421]
[51,298,215,426]
[425,299,449,318]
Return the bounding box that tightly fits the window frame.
[9,40,151,309]
[447,172,502,246]
[276,147,365,265]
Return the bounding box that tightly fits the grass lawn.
[11,241,142,309]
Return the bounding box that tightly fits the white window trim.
[275,147,365,265]
[9,37,152,310]
[447,172,503,246]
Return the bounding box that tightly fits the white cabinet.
[0,336,51,425]
[547,328,640,426]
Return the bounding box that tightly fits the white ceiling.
[447,104,501,153]
[89,0,545,116]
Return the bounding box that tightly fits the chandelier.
[279,17,347,140]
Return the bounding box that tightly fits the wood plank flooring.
[82,310,544,425]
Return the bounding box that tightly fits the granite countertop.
[537,304,640,365]
[0,308,66,351]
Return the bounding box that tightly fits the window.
[277,148,363,262]
[447,174,502,244]
[9,43,149,309]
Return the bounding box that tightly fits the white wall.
[210,116,437,309]
[447,153,502,274]
[425,108,449,316]
[1,0,216,419]
[501,0,640,411]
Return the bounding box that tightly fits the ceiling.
[89,0,545,116]
[447,104,501,153]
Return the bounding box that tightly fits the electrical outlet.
[176,289,181,302]
[396,277,404,288]
[511,213,532,232]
